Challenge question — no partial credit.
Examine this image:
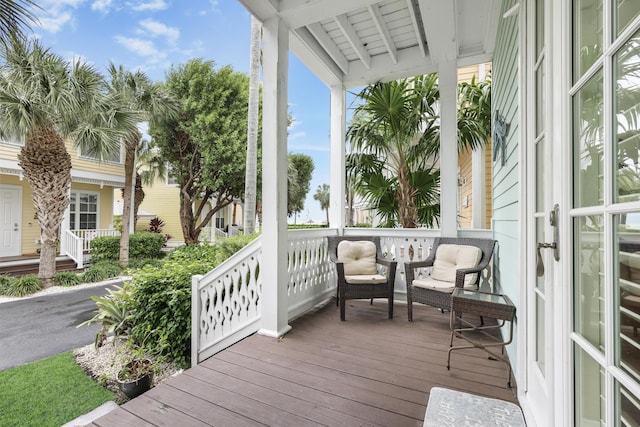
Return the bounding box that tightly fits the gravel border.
[0,277,130,304]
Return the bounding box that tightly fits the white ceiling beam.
[417,0,458,63]
[279,0,379,28]
[368,4,398,65]
[334,14,371,70]
[406,0,426,57]
[306,23,350,74]
[290,30,343,87]
[483,0,502,55]
[343,45,436,88]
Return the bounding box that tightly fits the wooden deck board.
[92,299,518,426]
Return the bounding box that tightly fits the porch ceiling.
[238,0,501,88]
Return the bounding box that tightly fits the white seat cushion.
[337,240,377,276]
[412,277,476,293]
[345,274,388,284]
[431,244,482,286]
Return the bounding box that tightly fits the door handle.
[536,204,560,277]
[13,223,18,231]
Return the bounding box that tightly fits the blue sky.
[31,0,332,223]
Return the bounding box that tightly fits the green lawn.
[0,351,115,427]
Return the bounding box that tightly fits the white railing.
[69,228,120,252]
[191,227,494,366]
[287,228,338,319]
[200,227,229,242]
[62,229,84,269]
[192,237,263,365]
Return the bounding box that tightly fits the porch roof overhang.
[238,0,501,88]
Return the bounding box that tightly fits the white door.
[0,185,22,257]
[570,1,640,425]
[523,1,555,424]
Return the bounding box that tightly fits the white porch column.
[329,85,346,230]
[259,15,291,338]
[439,61,458,237]
[471,146,486,229]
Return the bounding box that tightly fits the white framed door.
[570,1,640,426]
[522,1,556,424]
[0,185,22,257]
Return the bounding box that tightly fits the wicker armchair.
[328,236,398,321]
[405,237,496,321]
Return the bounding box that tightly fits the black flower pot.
[116,359,154,399]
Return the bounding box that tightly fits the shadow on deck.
[90,299,518,426]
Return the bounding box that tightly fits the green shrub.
[5,275,42,297]
[126,258,164,272]
[90,236,120,262]
[91,232,164,263]
[129,232,164,259]
[0,274,16,295]
[54,272,81,287]
[92,261,122,279]
[128,234,258,367]
[353,222,372,228]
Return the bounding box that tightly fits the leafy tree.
[287,153,314,220]
[0,37,137,284]
[313,184,330,225]
[149,59,249,244]
[106,63,179,268]
[347,74,491,228]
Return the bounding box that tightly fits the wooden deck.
[90,299,518,426]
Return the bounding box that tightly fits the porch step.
[0,256,80,278]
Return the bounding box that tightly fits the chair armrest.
[376,258,396,268]
[404,259,435,271]
[454,264,488,288]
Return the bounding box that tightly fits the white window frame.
[69,190,100,231]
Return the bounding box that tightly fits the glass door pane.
[614,29,640,203]
[575,215,605,350]
[573,71,604,208]
[573,0,603,82]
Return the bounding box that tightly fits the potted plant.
[115,340,156,399]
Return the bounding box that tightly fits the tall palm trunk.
[18,127,71,286]
[119,130,140,268]
[133,173,145,228]
[243,15,261,234]
[397,163,417,228]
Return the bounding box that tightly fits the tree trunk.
[133,173,145,229]
[180,192,199,244]
[18,128,72,287]
[119,144,134,268]
[397,164,417,228]
[243,15,261,234]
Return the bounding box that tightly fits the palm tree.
[243,15,261,234]
[0,0,40,46]
[0,37,138,285]
[313,184,330,225]
[347,74,490,228]
[106,63,179,268]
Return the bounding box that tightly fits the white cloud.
[91,0,113,12]
[288,131,306,141]
[138,18,179,44]
[199,0,219,15]
[128,0,168,11]
[34,0,87,33]
[37,11,74,33]
[114,35,163,58]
